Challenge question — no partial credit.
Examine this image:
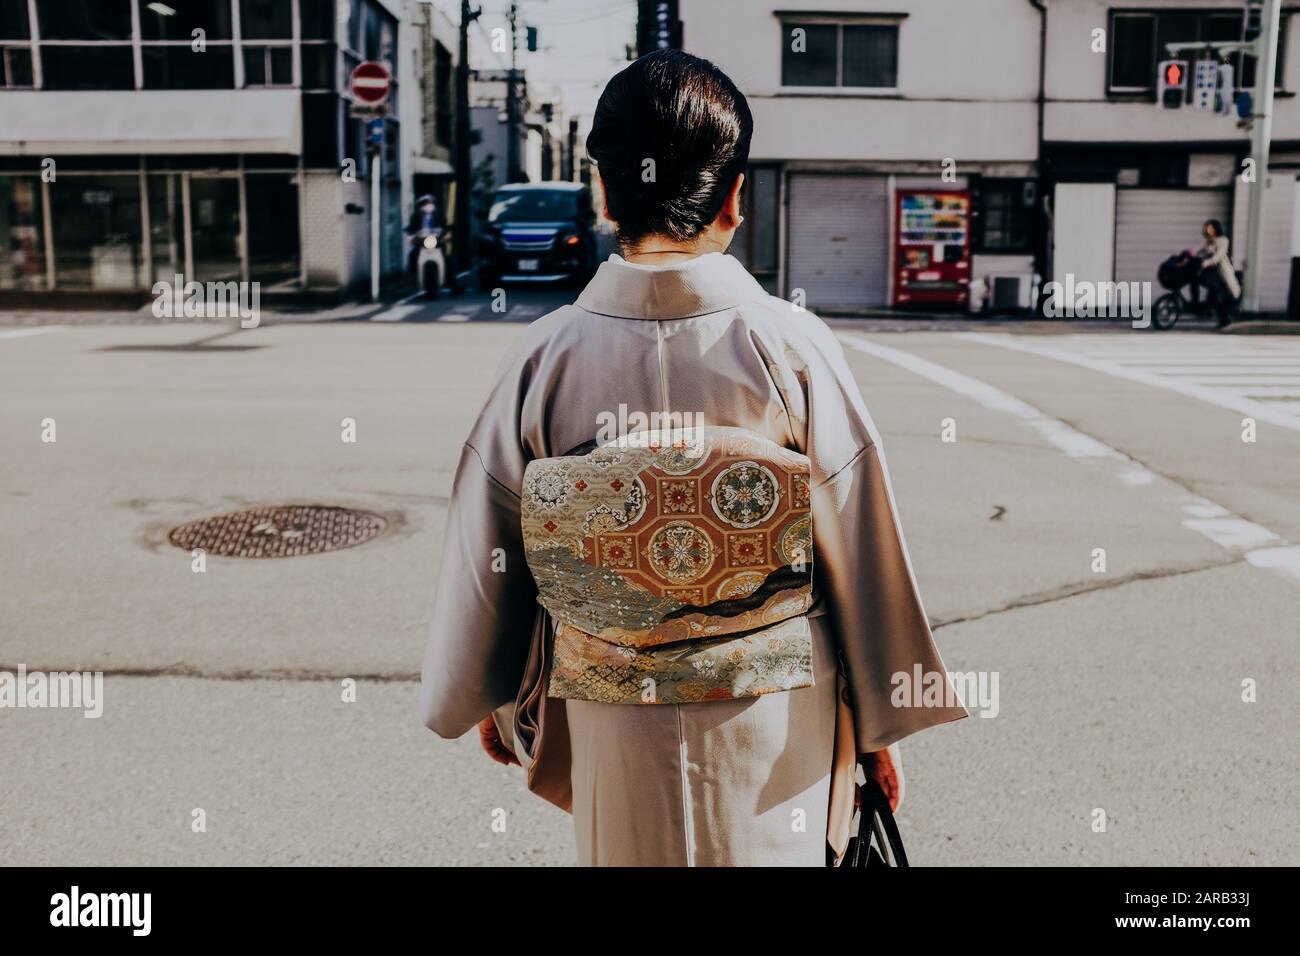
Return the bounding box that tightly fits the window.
[975,180,1033,254]
[244,45,293,86]
[36,0,132,40]
[1,2,33,88]
[48,175,144,289]
[341,0,364,53]
[1110,13,1155,89]
[300,0,335,41]
[781,19,899,89]
[245,173,301,284]
[143,45,235,89]
[302,93,340,168]
[240,0,292,40]
[301,43,336,90]
[0,3,30,40]
[2,45,34,87]
[842,25,897,88]
[0,176,46,290]
[42,45,135,89]
[1109,9,1288,94]
[139,0,232,41]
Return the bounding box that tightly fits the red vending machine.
[893,190,971,308]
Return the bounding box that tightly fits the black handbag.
[840,779,910,868]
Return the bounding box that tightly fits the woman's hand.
[477,714,520,766]
[859,744,904,812]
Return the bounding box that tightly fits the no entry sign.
[350,61,391,105]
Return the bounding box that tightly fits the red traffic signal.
[1157,59,1188,109]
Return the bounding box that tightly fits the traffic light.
[1157,59,1188,108]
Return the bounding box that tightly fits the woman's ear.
[722,172,745,229]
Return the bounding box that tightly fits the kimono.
[420,252,967,866]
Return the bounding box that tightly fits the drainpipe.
[1028,0,1048,313]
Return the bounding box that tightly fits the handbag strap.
[849,779,910,868]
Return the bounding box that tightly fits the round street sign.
[350,61,391,105]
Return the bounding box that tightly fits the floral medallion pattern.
[521,426,816,703]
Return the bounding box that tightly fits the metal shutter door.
[787,174,888,311]
[1114,189,1230,288]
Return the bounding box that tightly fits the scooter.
[411,227,451,298]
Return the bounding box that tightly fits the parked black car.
[477,182,598,289]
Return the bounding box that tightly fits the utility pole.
[1241,0,1281,315]
[455,0,479,278]
[506,0,521,183]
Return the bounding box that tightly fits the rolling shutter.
[787,173,888,311]
[1114,188,1230,288]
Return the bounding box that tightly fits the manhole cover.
[168,505,387,558]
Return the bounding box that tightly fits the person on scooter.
[1197,219,1240,327]
[407,195,438,277]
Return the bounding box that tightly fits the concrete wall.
[682,0,1041,164]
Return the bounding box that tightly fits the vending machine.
[893,190,972,308]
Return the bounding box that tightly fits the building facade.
[676,0,1298,315]
[1044,0,1296,314]
[678,0,1041,311]
[0,0,458,300]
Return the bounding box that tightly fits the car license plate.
[518,259,539,271]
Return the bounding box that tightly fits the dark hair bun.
[586,49,752,245]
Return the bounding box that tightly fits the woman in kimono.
[421,49,966,866]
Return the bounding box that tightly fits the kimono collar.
[575,252,769,320]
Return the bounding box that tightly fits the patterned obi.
[520,426,815,705]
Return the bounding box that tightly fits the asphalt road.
[1,297,1297,866]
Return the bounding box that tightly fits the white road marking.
[837,334,1125,461]
[1244,545,1300,586]
[838,332,1292,585]
[958,332,1300,434]
[0,327,64,340]
[370,292,424,322]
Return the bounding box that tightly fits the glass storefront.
[147,173,185,284]
[49,175,143,289]
[245,173,300,286]
[0,167,302,291]
[0,176,45,290]
[189,177,242,283]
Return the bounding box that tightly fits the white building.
[0,0,458,301]
[680,0,1042,311]
[678,0,1298,315]
[1045,0,1296,314]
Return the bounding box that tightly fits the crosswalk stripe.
[959,333,1300,434]
[837,332,1300,591]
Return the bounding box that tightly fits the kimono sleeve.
[420,442,539,739]
[790,318,968,753]
[812,440,969,752]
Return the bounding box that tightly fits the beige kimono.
[420,252,968,865]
